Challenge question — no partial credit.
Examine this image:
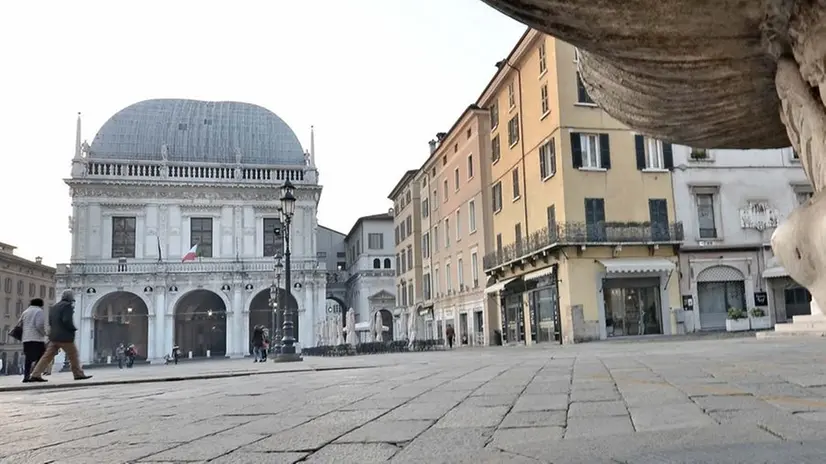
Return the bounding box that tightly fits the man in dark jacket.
[252,325,265,362]
[28,290,92,382]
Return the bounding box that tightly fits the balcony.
[483,221,683,271]
[56,257,324,277]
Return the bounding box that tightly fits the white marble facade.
[58,99,329,363]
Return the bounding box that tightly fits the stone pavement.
[4,337,826,463]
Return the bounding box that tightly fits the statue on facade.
[234,147,242,165]
[80,140,91,158]
[407,309,417,349]
[160,144,169,162]
[479,0,826,326]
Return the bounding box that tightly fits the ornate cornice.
[67,182,321,203]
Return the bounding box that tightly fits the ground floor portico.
[56,268,326,365]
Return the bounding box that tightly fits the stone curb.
[0,365,378,393]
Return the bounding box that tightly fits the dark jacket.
[48,298,77,343]
[252,327,264,347]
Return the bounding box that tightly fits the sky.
[0,0,525,266]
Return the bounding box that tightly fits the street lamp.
[275,179,302,362]
[270,254,284,355]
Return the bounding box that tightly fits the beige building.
[414,105,494,345]
[388,170,423,337]
[0,242,56,374]
[480,29,682,345]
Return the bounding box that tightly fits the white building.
[57,99,329,364]
[672,145,811,331]
[343,213,397,340]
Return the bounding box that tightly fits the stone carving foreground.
[480,0,826,328]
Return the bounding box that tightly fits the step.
[757,330,826,339]
[775,323,826,332]
[791,314,826,324]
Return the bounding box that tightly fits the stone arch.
[248,287,300,346]
[378,308,394,340]
[91,291,150,363]
[173,289,227,358]
[697,265,745,282]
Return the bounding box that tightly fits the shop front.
[763,266,812,323]
[597,258,677,338]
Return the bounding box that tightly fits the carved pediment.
[368,289,395,302]
[739,200,779,231]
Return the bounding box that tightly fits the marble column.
[153,291,166,361]
[232,287,244,357]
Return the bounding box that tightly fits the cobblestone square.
[4,337,826,463]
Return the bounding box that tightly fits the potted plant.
[690,148,709,160]
[749,308,772,330]
[725,307,750,332]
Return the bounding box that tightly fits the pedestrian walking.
[251,325,265,362]
[116,343,126,369]
[446,324,455,349]
[27,290,92,383]
[20,298,47,383]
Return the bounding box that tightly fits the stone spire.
[74,112,82,159]
[310,125,316,167]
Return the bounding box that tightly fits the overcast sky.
[0,1,525,266]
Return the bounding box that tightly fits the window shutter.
[570,133,582,168]
[599,134,611,169]
[663,143,674,169]
[550,139,557,175]
[635,135,646,170]
[539,144,547,178]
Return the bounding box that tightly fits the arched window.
[373,258,381,269]
[384,258,391,269]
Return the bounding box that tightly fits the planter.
[726,318,750,332]
[750,316,772,330]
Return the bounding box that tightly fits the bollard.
[188,351,193,359]
[206,350,211,358]
[107,356,111,364]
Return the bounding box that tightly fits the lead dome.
[88,98,305,165]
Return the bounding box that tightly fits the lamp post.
[275,179,302,362]
[270,254,284,355]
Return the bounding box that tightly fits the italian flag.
[182,244,198,263]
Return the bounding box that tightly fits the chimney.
[35,256,43,264]
[428,139,438,154]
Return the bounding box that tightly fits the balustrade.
[56,257,324,277]
[83,160,306,184]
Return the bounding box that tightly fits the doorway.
[603,278,663,337]
[459,313,469,345]
[697,281,746,330]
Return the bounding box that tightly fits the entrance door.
[649,199,670,241]
[473,310,484,345]
[785,286,812,319]
[459,313,469,345]
[697,281,746,330]
[531,286,560,342]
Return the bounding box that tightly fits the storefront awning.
[598,258,676,274]
[762,266,789,279]
[524,266,554,282]
[485,277,517,294]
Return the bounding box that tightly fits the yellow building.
[479,29,683,344]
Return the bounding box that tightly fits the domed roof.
[89,99,306,165]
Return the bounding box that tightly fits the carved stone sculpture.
[480,0,826,331]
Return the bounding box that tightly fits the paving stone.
[569,388,620,402]
[693,394,775,412]
[390,427,492,462]
[568,400,628,417]
[434,405,509,428]
[629,403,716,432]
[490,426,564,449]
[336,420,432,443]
[621,388,691,407]
[463,394,518,407]
[511,394,569,412]
[500,410,567,428]
[52,444,181,463]
[565,415,635,438]
[141,433,262,461]
[305,443,398,463]
[208,451,308,464]
[382,402,455,421]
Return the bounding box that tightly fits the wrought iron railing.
[483,221,683,270]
